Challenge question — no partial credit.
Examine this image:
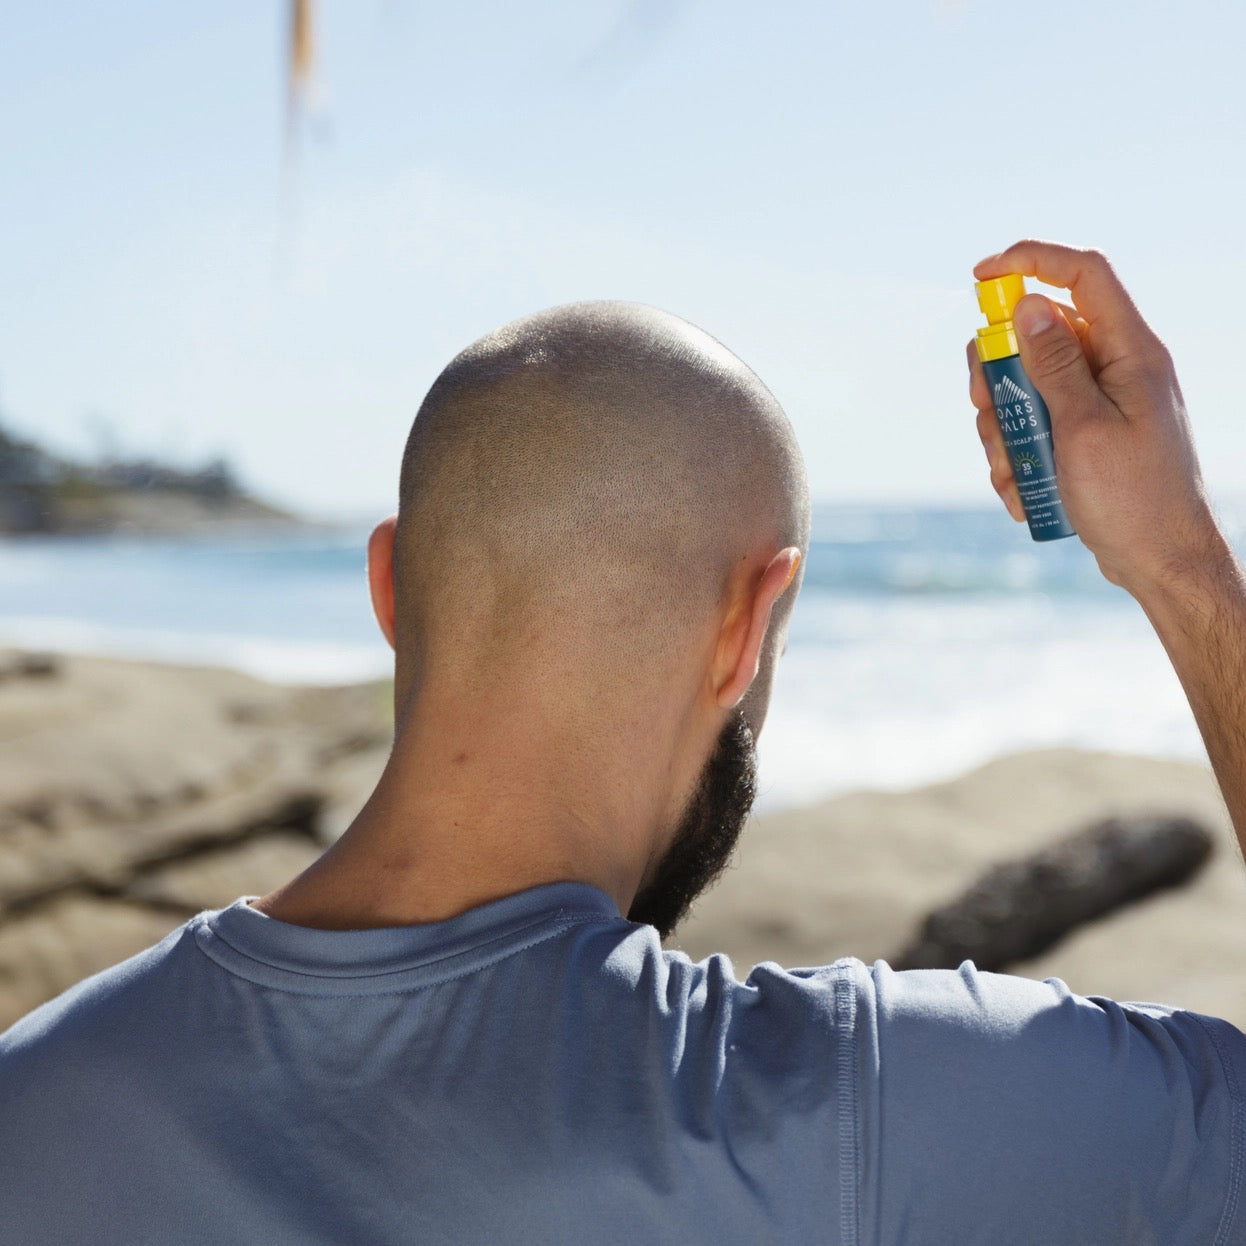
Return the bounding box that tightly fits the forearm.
[1130,532,1246,856]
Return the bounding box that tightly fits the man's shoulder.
[651,943,872,1060]
[0,915,204,1064]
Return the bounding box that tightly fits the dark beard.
[627,711,758,939]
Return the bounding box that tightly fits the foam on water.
[0,615,393,685]
[753,590,1202,811]
[0,528,391,683]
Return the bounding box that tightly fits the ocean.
[0,505,1220,812]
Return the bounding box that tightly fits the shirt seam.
[193,911,621,995]
[201,904,613,977]
[834,962,861,1246]
[1191,1012,1244,1246]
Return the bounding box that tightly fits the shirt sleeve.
[852,960,1246,1246]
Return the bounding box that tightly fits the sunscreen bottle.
[975,275,1076,542]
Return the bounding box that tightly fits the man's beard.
[627,711,758,939]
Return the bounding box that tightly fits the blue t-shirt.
[2,882,1244,1244]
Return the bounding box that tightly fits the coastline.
[3,652,1244,1030]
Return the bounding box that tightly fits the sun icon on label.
[1012,450,1042,478]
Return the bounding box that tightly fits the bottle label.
[984,354,1076,542]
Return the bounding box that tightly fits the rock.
[226,680,393,764]
[0,774,322,914]
[0,654,403,1025]
[0,656,394,918]
[315,745,390,844]
[0,894,184,1030]
[0,656,299,832]
[126,832,323,911]
[892,814,1215,972]
[0,651,60,683]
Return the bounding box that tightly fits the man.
[3,240,1246,1243]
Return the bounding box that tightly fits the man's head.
[371,301,810,932]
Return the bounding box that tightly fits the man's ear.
[713,547,801,709]
[367,516,398,651]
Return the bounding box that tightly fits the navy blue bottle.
[975,275,1076,542]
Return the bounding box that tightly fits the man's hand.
[970,240,1246,853]
[969,240,1222,597]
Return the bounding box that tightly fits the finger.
[983,436,1024,523]
[974,355,1039,528]
[973,240,1151,346]
[997,478,1026,524]
[969,304,1089,400]
[976,404,1004,457]
[967,340,992,409]
[976,408,1022,524]
[1001,299,1097,372]
[1052,300,1086,334]
[1050,300,1097,368]
[1009,292,1110,434]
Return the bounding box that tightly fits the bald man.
[4,242,1246,1244]
[253,300,810,941]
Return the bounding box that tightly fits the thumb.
[1013,293,1097,423]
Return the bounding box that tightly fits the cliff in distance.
[0,421,298,537]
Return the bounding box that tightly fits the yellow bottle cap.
[974,273,1026,363]
[976,274,1027,324]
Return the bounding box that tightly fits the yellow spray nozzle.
[975,274,1027,324]
[974,273,1027,362]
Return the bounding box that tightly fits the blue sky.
[3,1,1244,520]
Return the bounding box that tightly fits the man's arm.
[1129,539,1246,847]
[969,241,1246,852]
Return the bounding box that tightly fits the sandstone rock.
[0,651,60,682]
[0,656,298,829]
[0,774,322,913]
[0,656,401,1026]
[316,745,390,844]
[126,832,322,911]
[0,895,183,1031]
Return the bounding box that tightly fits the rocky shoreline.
[0,653,391,1027]
[0,421,302,537]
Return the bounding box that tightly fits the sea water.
[0,505,1225,811]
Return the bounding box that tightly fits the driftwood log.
[893,814,1214,972]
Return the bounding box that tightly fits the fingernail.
[1015,295,1055,338]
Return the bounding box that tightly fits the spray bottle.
[974,275,1076,542]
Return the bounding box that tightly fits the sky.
[2,0,1245,522]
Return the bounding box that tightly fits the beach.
[4,651,1245,1032]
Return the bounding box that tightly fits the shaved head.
[394,301,810,736]
[258,304,811,938]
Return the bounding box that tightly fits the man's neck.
[252,679,698,931]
